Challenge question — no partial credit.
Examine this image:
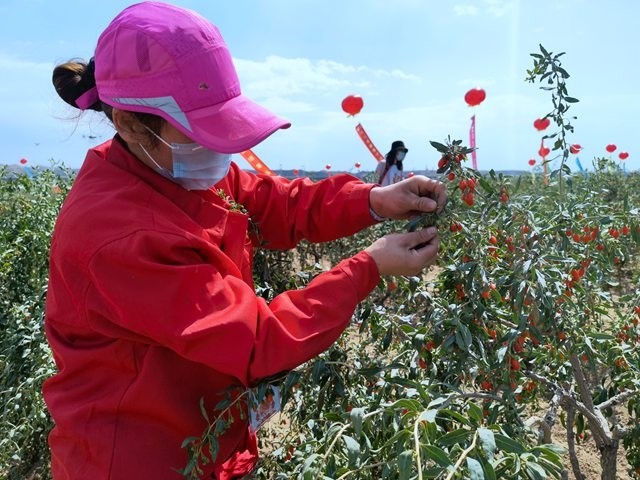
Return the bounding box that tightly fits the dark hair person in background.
[44,2,446,478]
[376,140,408,186]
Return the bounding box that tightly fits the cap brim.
[181,94,290,153]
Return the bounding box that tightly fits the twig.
[444,431,478,480]
[322,409,383,464]
[335,462,386,480]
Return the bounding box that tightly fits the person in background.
[44,2,446,479]
[375,140,408,186]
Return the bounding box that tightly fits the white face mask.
[396,151,406,161]
[139,128,232,191]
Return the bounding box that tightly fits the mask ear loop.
[138,142,174,178]
[143,125,176,150]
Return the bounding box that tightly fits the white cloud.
[453,4,480,16]
[453,0,513,17]
[234,55,419,102]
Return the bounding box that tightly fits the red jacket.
[44,137,380,479]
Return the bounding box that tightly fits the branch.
[597,389,639,411]
[569,354,595,411]
[565,405,586,480]
[525,370,612,443]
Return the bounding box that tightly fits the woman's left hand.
[369,175,447,220]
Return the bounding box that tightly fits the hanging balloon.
[325,164,331,170]
[20,158,27,165]
[528,159,536,166]
[605,144,617,153]
[619,151,629,160]
[354,162,361,169]
[341,95,364,116]
[538,146,550,158]
[533,118,551,131]
[569,144,582,154]
[464,88,486,107]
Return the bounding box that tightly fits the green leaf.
[525,461,548,480]
[478,428,497,461]
[475,178,492,195]
[564,96,579,103]
[350,407,365,438]
[437,428,472,447]
[424,445,453,467]
[494,433,526,454]
[480,457,497,480]
[467,457,485,480]
[398,450,414,480]
[429,141,448,153]
[302,453,321,478]
[199,397,210,422]
[497,345,508,363]
[588,332,615,340]
[342,435,360,467]
[418,409,438,424]
[181,436,199,449]
[468,403,484,423]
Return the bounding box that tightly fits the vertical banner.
[355,123,384,162]
[239,149,275,176]
[469,114,478,170]
[575,157,586,177]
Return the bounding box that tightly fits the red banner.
[469,114,478,170]
[239,149,275,176]
[355,123,384,162]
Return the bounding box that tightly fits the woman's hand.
[369,175,447,220]
[364,227,440,276]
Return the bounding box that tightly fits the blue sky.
[1,0,638,173]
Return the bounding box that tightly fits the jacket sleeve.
[84,229,380,386]
[224,165,378,250]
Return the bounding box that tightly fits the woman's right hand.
[364,227,440,276]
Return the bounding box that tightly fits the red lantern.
[528,159,536,166]
[606,144,617,153]
[533,118,550,131]
[464,88,486,107]
[354,162,361,169]
[538,146,550,158]
[341,95,364,116]
[569,144,582,154]
[293,169,299,176]
[325,164,331,170]
[407,172,415,178]
[20,158,27,165]
[619,151,629,160]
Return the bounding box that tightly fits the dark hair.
[378,149,404,183]
[52,59,164,143]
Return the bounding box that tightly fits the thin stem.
[444,431,478,480]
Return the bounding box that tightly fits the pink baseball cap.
[93,1,290,153]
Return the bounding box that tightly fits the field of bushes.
[2,46,640,480]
